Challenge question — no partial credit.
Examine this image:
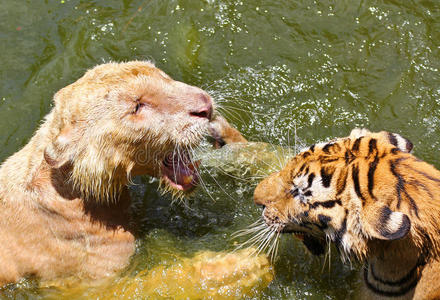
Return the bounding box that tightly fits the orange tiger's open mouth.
[161,152,200,191]
[280,224,326,256]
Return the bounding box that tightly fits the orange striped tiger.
[253,129,440,299]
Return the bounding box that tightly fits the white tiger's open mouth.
[161,151,200,191]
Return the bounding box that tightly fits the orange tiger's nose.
[254,185,267,206]
[254,172,286,206]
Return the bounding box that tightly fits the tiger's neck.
[362,239,426,299]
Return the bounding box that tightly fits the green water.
[0,0,439,299]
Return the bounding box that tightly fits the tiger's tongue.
[162,158,200,191]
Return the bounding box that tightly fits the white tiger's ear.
[44,125,76,168]
[363,205,411,241]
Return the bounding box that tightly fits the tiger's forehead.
[297,133,406,161]
[293,138,350,166]
[289,134,410,179]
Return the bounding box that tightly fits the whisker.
[185,145,218,203]
[273,232,281,261]
[215,106,247,126]
[172,143,178,186]
[328,238,332,273]
[239,227,272,244]
[232,223,268,239]
[268,229,281,262]
[234,227,272,251]
[218,104,279,116]
[294,123,298,156]
[256,229,277,255]
[202,161,257,183]
[215,97,275,108]
[195,161,240,203]
[200,144,284,180]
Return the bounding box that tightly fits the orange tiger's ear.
[363,204,411,241]
[349,128,371,139]
[380,131,413,153]
[349,128,413,153]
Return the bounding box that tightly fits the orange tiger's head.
[254,129,440,260]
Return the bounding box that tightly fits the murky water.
[0,0,439,299]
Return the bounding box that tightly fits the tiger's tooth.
[183,175,193,185]
[294,233,304,241]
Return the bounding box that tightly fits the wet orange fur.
[254,129,440,299]
[0,61,244,286]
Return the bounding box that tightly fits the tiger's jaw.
[261,207,327,256]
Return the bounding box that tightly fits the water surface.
[0,0,439,299]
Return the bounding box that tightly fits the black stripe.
[307,173,315,188]
[388,132,398,147]
[367,155,379,200]
[410,180,433,199]
[415,224,434,257]
[334,211,347,245]
[309,144,315,152]
[321,158,339,164]
[389,159,419,217]
[320,167,334,188]
[302,152,311,158]
[352,164,365,204]
[352,137,362,152]
[344,151,350,164]
[344,150,355,164]
[364,264,419,297]
[404,188,419,217]
[368,138,377,155]
[391,147,400,154]
[290,188,299,197]
[370,262,418,286]
[405,139,413,152]
[378,206,392,226]
[390,160,404,208]
[310,199,342,209]
[406,165,440,183]
[322,143,333,153]
[336,169,348,195]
